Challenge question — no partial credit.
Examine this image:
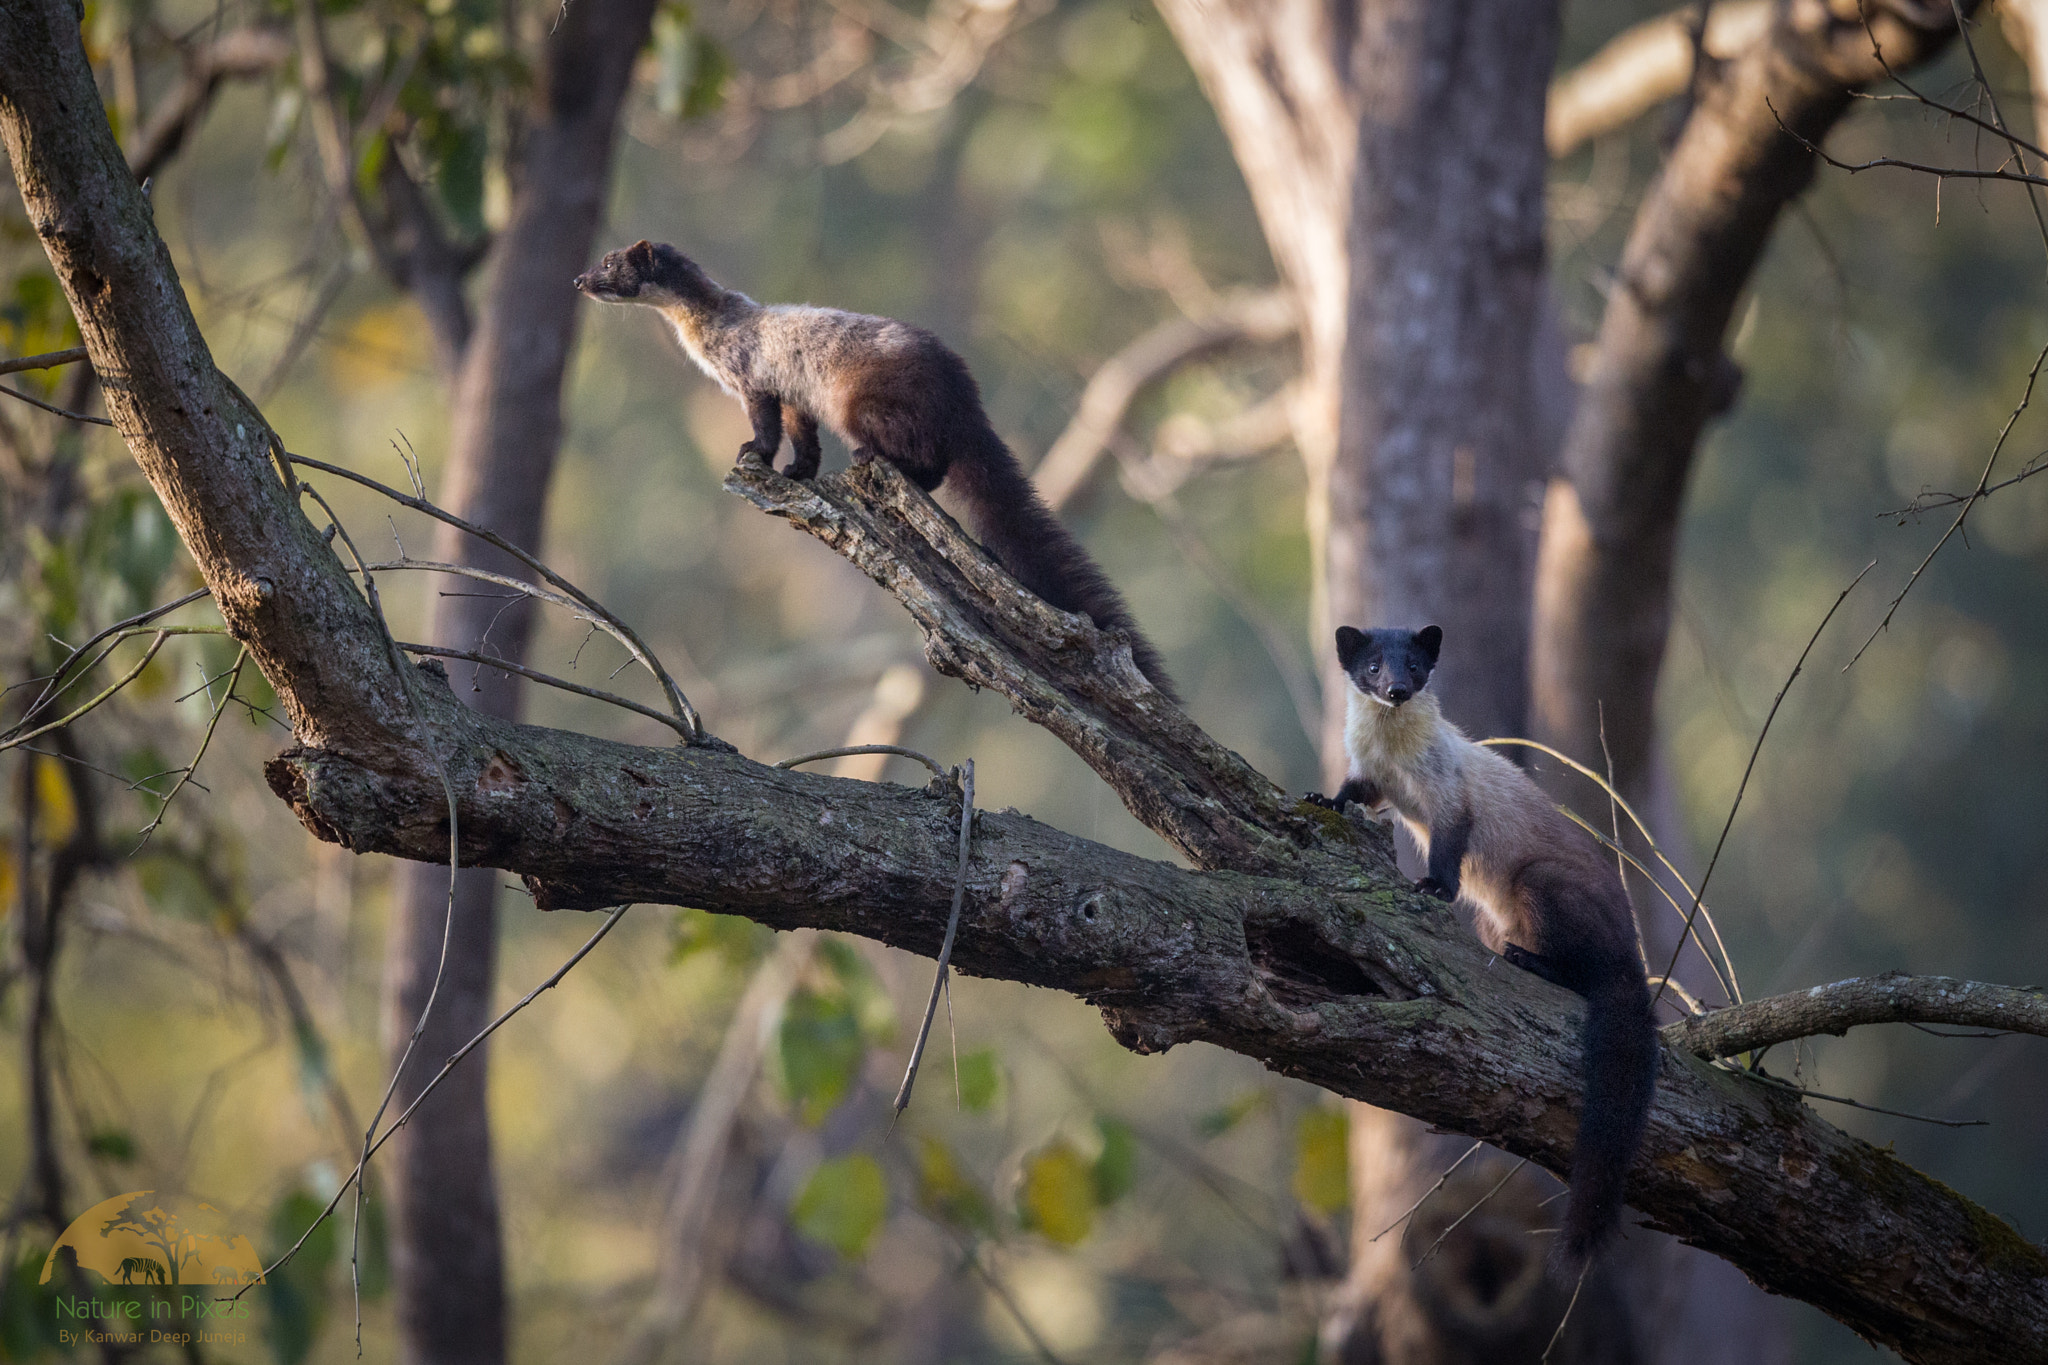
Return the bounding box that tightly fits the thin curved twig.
[236,905,631,1300]
[1481,736,1740,1005]
[397,642,693,742]
[354,556,693,736]
[776,743,946,779]
[287,453,700,739]
[134,646,247,848]
[1653,561,1873,1011]
[0,346,88,376]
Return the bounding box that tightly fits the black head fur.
[573,240,722,307]
[1334,625,1441,708]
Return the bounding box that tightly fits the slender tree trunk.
[381,2,656,1360]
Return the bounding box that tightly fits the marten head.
[574,241,724,309]
[1335,625,1441,708]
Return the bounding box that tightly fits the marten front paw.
[1414,877,1457,902]
[1303,792,1350,812]
[782,455,821,480]
[736,441,776,465]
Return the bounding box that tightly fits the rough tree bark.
[377,2,656,1362]
[7,8,2048,1365]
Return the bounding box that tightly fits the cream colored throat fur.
[1341,688,1549,952]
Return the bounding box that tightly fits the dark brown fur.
[574,241,1177,699]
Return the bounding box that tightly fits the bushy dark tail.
[1563,961,1658,1262]
[946,426,1179,701]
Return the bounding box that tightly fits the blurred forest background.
[2,1,2045,1362]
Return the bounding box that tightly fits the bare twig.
[397,643,693,741]
[133,646,247,847]
[0,383,113,425]
[1736,1069,1987,1128]
[1653,561,1873,1011]
[1034,289,1298,513]
[895,757,974,1115]
[1850,341,2048,669]
[0,347,88,377]
[776,743,946,779]
[0,633,173,751]
[236,905,631,1298]
[1411,1159,1529,1269]
[286,454,701,738]
[1369,1140,1482,1244]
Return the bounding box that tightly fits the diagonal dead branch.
[725,454,1347,876]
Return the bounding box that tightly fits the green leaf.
[1292,1108,1350,1217]
[773,985,864,1126]
[667,906,770,966]
[264,1189,338,1365]
[818,937,895,1043]
[1017,1139,1095,1246]
[0,1246,66,1360]
[1196,1090,1265,1138]
[914,1136,994,1233]
[790,1153,888,1259]
[86,1128,138,1163]
[956,1048,1001,1113]
[1092,1118,1137,1206]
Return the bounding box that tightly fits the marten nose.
[1387,686,1411,704]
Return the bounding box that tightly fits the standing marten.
[573,240,1176,699]
[1312,624,1657,1262]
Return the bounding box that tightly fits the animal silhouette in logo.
[116,1256,166,1285]
[39,1191,265,1289]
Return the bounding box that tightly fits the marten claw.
[1303,792,1349,812]
[1414,877,1456,902]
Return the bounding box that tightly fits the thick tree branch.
[1547,2,1771,157]
[1529,2,1973,804]
[127,27,290,182]
[1668,972,2048,1059]
[5,10,2048,1361]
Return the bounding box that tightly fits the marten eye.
[1367,662,1380,675]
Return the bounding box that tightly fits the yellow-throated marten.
[1311,624,1657,1261]
[573,241,1176,699]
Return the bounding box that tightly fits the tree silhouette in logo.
[99,1193,220,1287]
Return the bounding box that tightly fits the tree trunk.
[1153,4,1622,1360]
[380,1,656,1360]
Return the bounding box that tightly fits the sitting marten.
[573,241,1176,699]
[1312,624,1657,1262]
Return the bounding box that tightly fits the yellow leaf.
[1017,1139,1095,1246]
[34,755,76,847]
[1293,1108,1350,1217]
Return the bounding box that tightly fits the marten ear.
[626,240,655,267]
[1334,626,1367,670]
[1415,625,1442,665]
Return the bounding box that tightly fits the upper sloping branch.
[725,455,1338,878]
[4,9,2047,1361]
